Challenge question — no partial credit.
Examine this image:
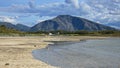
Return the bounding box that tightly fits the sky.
[0,0,120,27]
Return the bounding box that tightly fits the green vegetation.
[0,25,120,37]
[0,25,23,36]
[28,30,120,37]
[0,25,20,33]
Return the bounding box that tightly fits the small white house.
[49,33,53,36]
[57,32,60,35]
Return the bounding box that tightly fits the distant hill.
[0,22,15,29]
[0,22,30,32]
[15,24,30,31]
[107,22,120,29]
[30,15,116,32]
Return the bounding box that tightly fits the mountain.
[0,22,16,29]
[15,24,30,31]
[0,22,30,32]
[107,22,120,29]
[0,15,117,32]
[30,15,116,32]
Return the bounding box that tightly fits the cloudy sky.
[0,0,120,27]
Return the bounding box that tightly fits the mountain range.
[0,15,118,32]
[0,22,30,32]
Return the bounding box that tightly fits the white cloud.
[36,16,54,23]
[28,0,36,9]
[65,0,80,8]
[0,16,17,24]
[0,0,119,25]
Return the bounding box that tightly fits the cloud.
[36,16,54,23]
[0,0,119,26]
[0,16,17,24]
[28,0,35,9]
[65,0,80,8]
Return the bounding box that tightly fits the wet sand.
[0,36,107,68]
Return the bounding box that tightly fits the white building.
[49,33,53,36]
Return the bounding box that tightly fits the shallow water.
[32,38,120,68]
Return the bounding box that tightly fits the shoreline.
[0,36,109,68]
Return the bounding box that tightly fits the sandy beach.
[0,36,107,68]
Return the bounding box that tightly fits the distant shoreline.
[37,36,110,49]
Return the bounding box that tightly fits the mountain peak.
[55,15,75,19]
[56,15,73,17]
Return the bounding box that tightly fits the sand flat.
[0,36,107,68]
